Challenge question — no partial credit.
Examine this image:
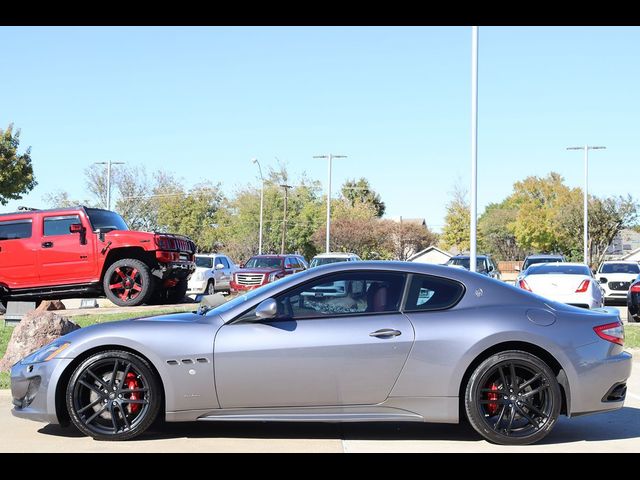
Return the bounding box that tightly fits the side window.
[404,274,465,312]
[267,271,406,320]
[43,215,81,236]
[219,257,230,268]
[286,257,299,269]
[0,219,32,240]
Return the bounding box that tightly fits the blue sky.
[1,26,638,231]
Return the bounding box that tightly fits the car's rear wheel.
[628,307,638,323]
[103,259,153,307]
[66,350,161,441]
[465,350,561,445]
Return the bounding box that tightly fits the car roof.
[313,252,357,258]
[600,260,639,265]
[195,253,226,258]
[529,262,587,268]
[525,254,564,259]
[450,254,489,259]
[0,205,98,218]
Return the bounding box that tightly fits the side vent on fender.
[196,358,209,363]
[166,360,179,366]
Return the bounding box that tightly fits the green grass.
[0,306,194,388]
[625,323,640,349]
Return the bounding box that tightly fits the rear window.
[600,263,640,274]
[0,219,32,240]
[523,257,563,270]
[528,264,590,276]
[404,274,465,312]
[310,257,349,268]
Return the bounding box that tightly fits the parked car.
[519,254,566,272]
[627,274,640,323]
[517,263,604,309]
[230,254,307,292]
[446,254,501,280]
[596,261,640,302]
[11,261,631,445]
[310,252,362,268]
[294,255,309,270]
[187,254,236,296]
[0,206,196,307]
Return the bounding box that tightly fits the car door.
[214,270,414,408]
[217,256,232,289]
[38,213,96,285]
[0,217,39,287]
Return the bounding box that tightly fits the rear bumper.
[158,261,195,280]
[568,344,632,416]
[537,292,601,309]
[10,357,74,425]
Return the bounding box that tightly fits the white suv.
[187,254,236,296]
[305,252,362,298]
[310,252,361,268]
[596,261,640,302]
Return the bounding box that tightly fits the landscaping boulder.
[35,300,66,312]
[0,311,79,371]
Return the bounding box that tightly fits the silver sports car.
[10,262,632,445]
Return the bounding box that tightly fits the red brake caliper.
[125,372,141,414]
[487,383,499,415]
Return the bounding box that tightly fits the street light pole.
[252,158,265,255]
[470,25,479,273]
[279,184,293,254]
[94,160,124,210]
[566,145,606,265]
[313,154,347,253]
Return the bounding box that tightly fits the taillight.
[594,322,624,346]
[575,279,590,293]
[518,279,532,292]
[631,283,640,293]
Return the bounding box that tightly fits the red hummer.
[0,206,196,307]
[230,254,307,293]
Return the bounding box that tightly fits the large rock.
[35,300,66,312]
[0,311,79,371]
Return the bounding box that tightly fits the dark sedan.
[627,274,640,323]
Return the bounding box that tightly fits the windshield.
[600,263,640,274]
[310,257,349,268]
[244,257,283,269]
[447,257,488,272]
[523,257,563,270]
[528,264,590,276]
[195,256,213,268]
[85,208,129,232]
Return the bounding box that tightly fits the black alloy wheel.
[103,258,153,307]
[66,350,161,441]
[465,350,561,445]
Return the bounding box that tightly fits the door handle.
[41,241,54,248]
[369,329,401,338]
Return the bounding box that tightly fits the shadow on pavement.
[37,406,640,444]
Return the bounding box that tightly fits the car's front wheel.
[464,350,561,445]
[103,259,153,307]
[66,350,161,441]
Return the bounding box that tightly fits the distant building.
[408,246,452,265]
[605,229,640,260]
[622,247,640,262]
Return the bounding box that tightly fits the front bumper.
[187,279,207,294]
[568,343,632,416]
[10,357,74,425]
[230,281,267,293]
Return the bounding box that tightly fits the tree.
[440,183,470,253]
[341,178,386,217]
[388,220,439,261]
[42,191,85,208]
[0,124,37,205]
[114,166,160,232]
[478,200,526,261]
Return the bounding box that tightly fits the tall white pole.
[583,145,589,265]
[326,154,332,253]
[470,26,479,272]
[252,158,264,255]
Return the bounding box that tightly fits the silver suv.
[446,254,501,280]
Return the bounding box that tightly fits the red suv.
[0,206,196,307]
[230,254,307,292]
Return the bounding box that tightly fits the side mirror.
[69,223,84,234]
[215,263,225,270]
[255,298,278,319]
[239,263,244,269]
[488,265,494,272]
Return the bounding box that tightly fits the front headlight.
[20,341,71,364]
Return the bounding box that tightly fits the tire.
[103,259,154,307]
[628,308,639,323]
[206,280,216,295]
[464,350,561,446]
[166,279,188,304]
[66,350,161,441]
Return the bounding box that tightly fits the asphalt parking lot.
[0,352,637,453]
